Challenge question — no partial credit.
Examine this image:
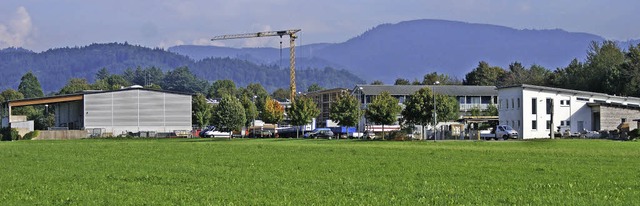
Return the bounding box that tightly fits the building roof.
[353,85,497,96]
[5,86,193,107]
[500,84,640,103]
[303,88,349,96]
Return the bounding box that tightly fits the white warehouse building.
[498,84,640,139]
[3,86,192,138]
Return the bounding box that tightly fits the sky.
[1,0,638,52]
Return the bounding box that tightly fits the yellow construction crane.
[211,29,301,102]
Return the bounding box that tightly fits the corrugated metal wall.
[84,89,192,136]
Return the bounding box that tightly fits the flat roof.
[5,87,193,108]
[353,85,497,96]
[499,84,640,102]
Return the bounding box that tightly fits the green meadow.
[1,138,639,205]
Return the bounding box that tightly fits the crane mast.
[212,29,301,102]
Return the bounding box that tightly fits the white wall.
[498,87,524,137]
[84,90,192,136]
[500,87,598,139]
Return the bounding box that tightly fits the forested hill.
[0,43,364,92]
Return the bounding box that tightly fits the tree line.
[0,43,365,93]
[387,41,640,98]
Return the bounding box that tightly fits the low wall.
[35,130,89,140]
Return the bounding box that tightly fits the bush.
[387,131,409,141]
[23,130,40,140]
[0,127,21,141]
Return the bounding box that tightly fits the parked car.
[199,126,231,138]
[480,125,518,140]
[304,128,334,138]
[249,129,273,138]
[363,130,376,139]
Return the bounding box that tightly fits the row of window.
[530,98,570,114]
[530,120,571,130]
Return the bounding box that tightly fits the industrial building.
[2,86,192,139]
[351,85,498,133]
[498,84,640,139]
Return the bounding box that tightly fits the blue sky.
[1,0,638,51]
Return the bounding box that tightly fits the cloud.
[158,39,185,49]
[0,6,34,48]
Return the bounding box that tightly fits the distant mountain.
[170,19,639,83]
[0,43,364,93]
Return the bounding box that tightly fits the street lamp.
[433,81,440,141]
[252,95,257,138]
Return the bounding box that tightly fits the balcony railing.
[459,104,489,111]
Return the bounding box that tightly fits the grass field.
[1,138,639,205]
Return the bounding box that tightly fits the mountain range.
[169,19,640,83]
[0,43,364,93]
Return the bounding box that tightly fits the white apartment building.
[499,84,640,139]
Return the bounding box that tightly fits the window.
[566,100,571,105]
[622,118,627,123]
[546,120,551,130]
[532,120,537,130]
[560,121,565,126]
[546,98,553,114]
[506,99,509,109]
[532,98,537,114]
[566,121,570,126]
[518,120,521,127]
[517,98,521,108]
[577,97,589,102]
[511,99,514,109]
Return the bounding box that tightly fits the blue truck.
[328,126,358,138]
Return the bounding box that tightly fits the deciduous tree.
[208,79,237,99]
[289,97,320,138]
[365,91,401,139]
[192,93,212,128]
[211,95,246,133]
[261,96,284,124]
[330,92,362,128]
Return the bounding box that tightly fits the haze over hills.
[170,19,639,83]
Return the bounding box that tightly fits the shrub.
[23,130,40,140]
[0,127,21,141]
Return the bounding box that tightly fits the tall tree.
[18,71,44,98]
[58,78,92,95]
[307,83,324,92]
[161,67,207,93]
[288,97,320,138]
[620,44,640,96]
[330,92,362,128]
[422,72,461,85]
[463,61,506,86]
[365,91,401,139]
[370,80,384,85]
[96,68,110,81]
[271,88,291,101]
[211,95,246,133]
[394,78,411,85]
[0,89,24,117]
[261,96,284,124]
[401,88,434,140]
[241,83,269,112]
[585,41,625,94]
[207,79,237,99]
[192,93,212,128]
[240,95,258,130]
